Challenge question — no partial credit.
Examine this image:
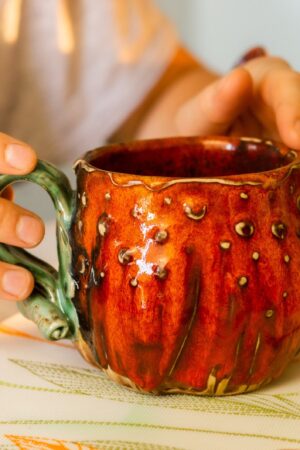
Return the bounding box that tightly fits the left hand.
[176,55,300,150]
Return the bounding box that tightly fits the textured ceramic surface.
[71,136,300,395]
[0,136,300,396]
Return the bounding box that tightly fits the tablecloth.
[0,313,299,450]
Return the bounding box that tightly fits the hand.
[176,55,300,150]
[0,133,44,301]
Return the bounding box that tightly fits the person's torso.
[0,0,174,163]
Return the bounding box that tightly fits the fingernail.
[2,270,30,297]
[5,144,35,170]
[16,215,43,246]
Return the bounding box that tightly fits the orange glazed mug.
[0,135,300,396]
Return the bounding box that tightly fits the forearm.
[109,47,219,142]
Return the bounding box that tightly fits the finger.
[0,261,34,301]
[260,69,300,149]
[176,67,253,136]
[0,198,44,248]
[227,111,264,139]
[0,132,37,175]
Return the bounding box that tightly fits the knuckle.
[267,55,291,69]
[262,66,300,99]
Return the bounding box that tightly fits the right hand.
[0,133,44,301]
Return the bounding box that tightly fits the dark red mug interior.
[85,137,295,178]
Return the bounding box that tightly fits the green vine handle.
[0,161,78,340]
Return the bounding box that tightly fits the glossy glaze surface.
[71,136,300,395]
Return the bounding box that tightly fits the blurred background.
[157,0,300,72]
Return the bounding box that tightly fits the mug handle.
[0,160,78,340]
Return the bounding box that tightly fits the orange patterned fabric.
[6,435,96,450]
[0,325,74,349]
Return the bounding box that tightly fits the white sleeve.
[0,0,178,163]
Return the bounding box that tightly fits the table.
[0,312,299,450]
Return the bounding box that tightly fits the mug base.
[75,332,271,396]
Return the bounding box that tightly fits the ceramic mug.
[0,136,300,396]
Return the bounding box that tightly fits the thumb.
[176,67,253,136]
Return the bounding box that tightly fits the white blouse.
[0,0,177,163]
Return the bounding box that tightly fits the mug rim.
[73,135,300,182]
